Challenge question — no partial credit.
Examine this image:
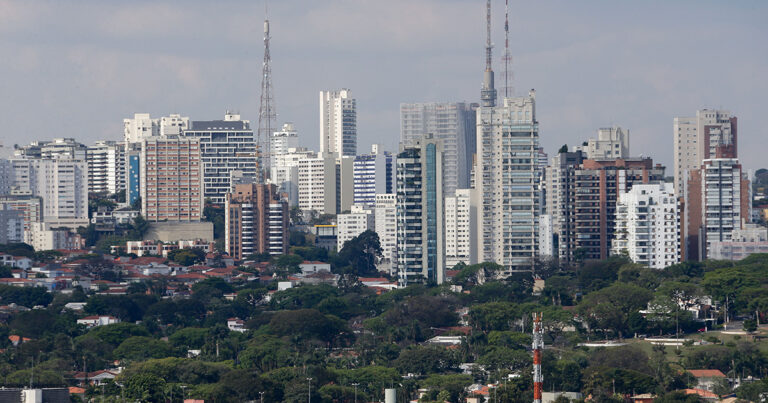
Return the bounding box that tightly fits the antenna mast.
[480,0,497,107]
[257,2,277,182]
[502,0,513,98]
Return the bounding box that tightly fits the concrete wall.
[145,221,214,242]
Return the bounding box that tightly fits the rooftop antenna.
[502,0,514,98]
[480,0,497,107]
[257,0,277,182]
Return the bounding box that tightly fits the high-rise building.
[673,109,737,197]
[544,151,584,263]
[0,204,24,244]
[298,153,339,215]
[445,189,476,268]
[123,113,190,207]
[270,123,299,158]
[182,113,258,204]
[14,138,87,160]
[353,145,395,207]
[319,89,357,157]
[0,195,43,232]
[612,183,680,269]
[87,141,125,195]
[140,136,203,222]
[575,126,630,160]
[271,147,316,207]
[400,102,477,195]
[475,92,540,275]
[685,153,750,261]
[570,158,665,262]
[396,135,445,285]
[336,204,374,251]
[225,183,288,261]
[374,193,397,275]
[5,159,88,229]
[124,113,189,143]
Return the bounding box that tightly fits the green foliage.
[0,242,35,258]
[0,284,52,307]
[121,357,231,385]
[84,322,150,346]
[269,308,350,346]
[577,282,653,337]
[203,201,225,240]
[3,369,65,387]
[0,265,12,278]
[168,327,208,349]
[113,336,173,361]
[167,247,206,266]
[123,373,166,403]
[333,230,382,278]
[395,346,459,374]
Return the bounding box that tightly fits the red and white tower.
[532,312,543,403]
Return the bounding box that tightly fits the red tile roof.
[688,369,726,378]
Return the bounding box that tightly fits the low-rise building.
[76,315,120,328]
[709,224,768,261]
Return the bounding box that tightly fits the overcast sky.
[1,0,766,171]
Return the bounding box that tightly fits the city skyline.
[1,0,766,172]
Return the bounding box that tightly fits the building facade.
[444,189,476,268]
[336,204,374,251]
[396,135,444,285]
[225,183,288,261]
[709,224,768,261]
[353,145,395,207]
[612,183,680,269]
[570,158,665,262]
[673,109,736,198]
[319,89,357,157]
[475,92,540,275]
[270,123,299,158]
[297,154,338,215]
[374,193,397,275]
[270,147,316,207]
[140,136,204,222]
[400,102,477,195]
[87,141,125,195]
[182,113,257,204]
[575,126,630,160]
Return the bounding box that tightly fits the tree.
[268,309,350,348]
[203,201,225,240]
[0,265,13,278]
[577,283,653,337]
[113,336,173,361]
[167,248,206,266]
[84,322,150,346]
[123,373,166,403]
[395,346,459,374]
[334,230,383,278]
[558,144,569,153]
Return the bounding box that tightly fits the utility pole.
[352,383,359,403]
[306,377,312,403]
[532,313,543,403]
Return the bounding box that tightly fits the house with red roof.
[687,369,727,392]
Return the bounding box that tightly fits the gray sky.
[1,0,766,171]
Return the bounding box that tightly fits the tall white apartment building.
[182,112,257,204]
[400,102,476,195]
[445,189,476,268]
[353,145,395,207]
[374,193,397,275]
[475,91,540,274]
[6,159,89,229]
[673,109,736,198]
[270,123,299,158]
[320,89,357,157]
[612,183,680,269]
[336,204,374,251]
[124,113,189,143]
[575,126,630,160]
[298,153,338,215]
[87,141,125,194]
[396,135,445,285]
[270,147,316,207]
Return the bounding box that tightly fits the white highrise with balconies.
[320,89,357,157]
[612,183,680,269]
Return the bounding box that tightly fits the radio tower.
[532,313,544,403]
[257,3,277,182]
[502,0,513,98]
[480,0,497,107]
